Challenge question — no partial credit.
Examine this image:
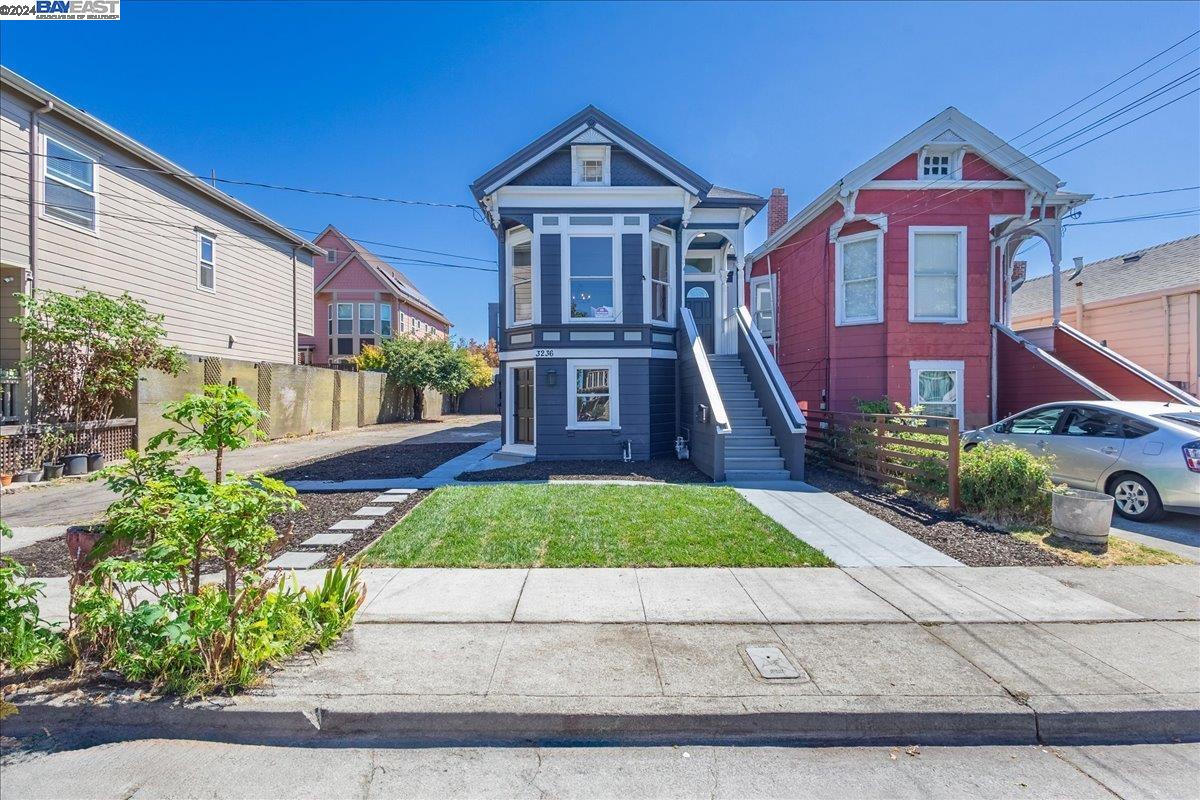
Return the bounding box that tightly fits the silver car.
[963,401,1200,522]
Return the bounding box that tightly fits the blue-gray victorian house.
[471,107,807,481]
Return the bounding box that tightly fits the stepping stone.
[300,533,353,547]
[371,494,408,504]
[354,507,392,517]
[330,518,374,531]
[266,551,324,570]
[384,488,415,495]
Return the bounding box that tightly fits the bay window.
[568,234,617,320]
[43,134,97,230]
[380,304,393,337]
[358,303,375,335]
[507,228,535,326]
[910,360,963,424]
[909,227,966,323]
[649,234,672,324]
[835,230,883,325]
[567,359,619,430]
[336,303,353,334]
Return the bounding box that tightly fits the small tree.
[15,290,184,438]
[151,385,265,483]
[464,337,499,369]
[382,336,472,420]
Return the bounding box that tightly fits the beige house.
[1011,235,1200,396]
[0,67,321,422]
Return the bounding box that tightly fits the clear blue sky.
[3,1,1198,342]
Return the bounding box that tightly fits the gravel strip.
[804,466,1068,567]
[457,457,711,484]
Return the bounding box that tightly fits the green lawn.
[360,483,832,568]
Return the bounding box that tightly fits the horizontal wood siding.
[534,357,653,461]
[622,233,643,324]
[0,94,30,267]
[995,331,1103,419]
[540,233,562,326]
[1051,327,1178,403]
[648,357,675,456]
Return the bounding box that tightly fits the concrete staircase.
[708,355,791,481]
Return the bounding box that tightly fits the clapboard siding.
[0,85,312,366]
[0,94,30,267]
[648,357,676,456]
[534,357,656,460]
[540,233,562,326]
[622,233,643,324]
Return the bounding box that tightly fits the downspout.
[25,99,53,424]
[291,245,298,364]
[989,238,997,422]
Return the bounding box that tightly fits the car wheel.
[1108,473,1166,522]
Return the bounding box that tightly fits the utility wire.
[1091,186,1200,200]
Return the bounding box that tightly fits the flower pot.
[63,453,88,476]
[87,452,105,472]
[1051,489,1114,549]
[0,473,11,487]
[15,468,41,483]
[42,461,64,480]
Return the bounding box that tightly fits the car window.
[1122,417,1158,439]
[1009,406,1064,435]
[1153,413,1200,431]
[1060,407,1124,438]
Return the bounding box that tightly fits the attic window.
[922,154,951,177]
[572,145,610,186]
[326,249,338,263]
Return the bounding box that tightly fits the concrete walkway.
[732,480,963,567]
[0,416,499,540]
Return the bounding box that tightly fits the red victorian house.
[299,225,451,366]
[746,106,1132,429]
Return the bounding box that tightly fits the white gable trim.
[572,128,614,145]
[591,123,702,194]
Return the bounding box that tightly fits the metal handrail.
[680,306,730,431]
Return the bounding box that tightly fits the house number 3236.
[534,349,556,358]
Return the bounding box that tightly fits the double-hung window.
[909,227,966,323]
[380,304,393,337]
[649,233,672,324]
[197,232,216,291]
[43,135,97,230]
[326,248,338,264]
[568,232,617,320]
[910,360,963,424]
[835,230,883,325]
[512,240,533,323]
[567,359,619,430]
[750,275,775,342]
[358,303,375,335]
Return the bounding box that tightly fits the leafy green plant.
[349,343,387,372]
[0,521,68,673]
[15,290,184,437]
[37,425,73,465]
[151,384,265,482]
[381,335,472,420]
[854,397,891,415]
[960,442,1057,525]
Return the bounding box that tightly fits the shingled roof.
[1011,234,1200,319]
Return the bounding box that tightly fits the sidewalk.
[13,565,1198,747]
[0,416,499,537]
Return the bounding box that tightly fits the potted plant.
[1050,486,1114,550]
[62,430,88,476]
[0,470,11,487]
[39,426,69,480]
[14,463,42,482]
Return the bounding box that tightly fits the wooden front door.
[514,367,534,445]
[685,282,715,353]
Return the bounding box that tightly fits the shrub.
[0,521,68,673]
[959,442,1057,525]
[350,344,387,372]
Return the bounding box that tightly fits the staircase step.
[725,456,786,470]
[726,446,782,459]
[725,469,792,482]
[727,435,777,447]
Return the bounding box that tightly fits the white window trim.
[39,129,100,235]
[196,231,216,293]
[567,358,620,431]
[834,229,884,326]
[325,248,338,264]
[571,144,611,187]
[749,273,776,343]
[503,360,536,456]
[506,226,538,327]
[561,217,622,324]
[918,146,964,180]
[645,225,674,327]
[380,303,393,338]
[909,359,965,426]
[357,302,376,335]
[908,225,968,324]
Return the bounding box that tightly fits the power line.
[1091,186,1200,200]
[1064,208,1200,226]
[288,226,497,264]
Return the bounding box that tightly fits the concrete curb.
[4,693,1196,748]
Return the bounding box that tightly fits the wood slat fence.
[805,409,961,511]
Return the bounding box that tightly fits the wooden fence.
[0,418,137,473]
[804,409,961,511]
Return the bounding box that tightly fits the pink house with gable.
[300,225,451,365]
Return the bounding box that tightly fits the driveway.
[1111,512,1200,561]
[0,415,499,540]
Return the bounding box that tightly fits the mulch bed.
[269,441,480,482]
[456,456,712,484]
[7,490,430,578]
[272,489,428,568]
[803,465,1068,567]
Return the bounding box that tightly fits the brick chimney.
[767,188,788,237]
[1011,260,1027,286]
